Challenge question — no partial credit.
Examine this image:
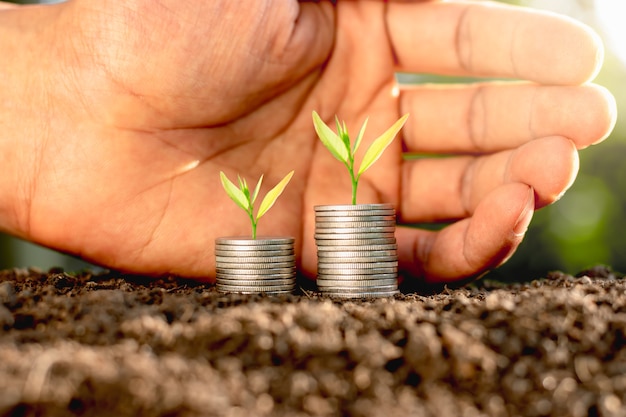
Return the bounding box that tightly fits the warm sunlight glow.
[176,160,200,176]
[526,0,626,67]
[391,85,400,98]
[595,0,626,66]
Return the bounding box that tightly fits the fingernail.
[513,187,535,236]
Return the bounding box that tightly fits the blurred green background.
[0,0,624,281]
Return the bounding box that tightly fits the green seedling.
[312,111,409,205]
[220,170,294,240]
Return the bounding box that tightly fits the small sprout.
[220,170,294,239]
[312,111,409,205]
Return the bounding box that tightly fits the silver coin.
[318,255,397,263]
[314,204,394,211]
[217,282,296,289]
[216,282,296,289]
[215,255,295,263]
[216,284,296,292]
[218,292,294,296]
[319,258,397,264]
[315,211,395,219]
[222,291,295,296]
[217,272,296,279]
[315,221,396,229]
[318,284,397,292]
[319,285,397,291]
[217,272,295,280]
[216,260,295,268]
[314,226,396,234]
[317,260,397,268]
[317,257,397,265]
[316,244,398,252]
[217,287,294,295]
[317,250,397,258]
[215,249,294,257]
[317,278,398,287]
[321,290,399,299]
[314,215,396,223]
[216,271,296,279]
[319,251,396,258]
[216,237,294,246]
[215,265,296,277]
[314,232,395,240]
[215,243,294,250]
[315,205,394,212]
[215,245,294,256]
[216,267,296,275]
[317,267,397,275]
[317,272,397,280]
[216,278,295,286]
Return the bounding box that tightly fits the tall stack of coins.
[315,204,399,298]
[215,237,296,295]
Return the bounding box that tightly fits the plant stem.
[351,174,358,205]
[248,208,257,240]
[347,155,358,205]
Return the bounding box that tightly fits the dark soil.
[1,266,625,417]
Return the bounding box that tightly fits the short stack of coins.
[315,204,399,298]
[215,237,296,295]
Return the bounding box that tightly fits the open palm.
[0,0,615,283]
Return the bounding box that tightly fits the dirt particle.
[0,282,16,307]
[0,305,14,328]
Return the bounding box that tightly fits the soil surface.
[1,266,625,417]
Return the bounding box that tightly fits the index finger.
[386,1,603,85]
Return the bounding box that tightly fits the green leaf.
[240,176,253,201]
[257,171,294,220]
[341,121,350,153]
[251,174,264,204]
[244,184,252,201]
[335,116,343,137]
[220,171,250,211]
[338,118,351,150]
[357,114,409,176]
[312,111,349,163]
[352,117,369,154]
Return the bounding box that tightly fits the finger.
[266,3,335,83]
[399,83,616,153]
[0,2,19,10]
[387,1,603,84]
[236,1,335,106]
[397,182,534,283]
[400,136,577,223]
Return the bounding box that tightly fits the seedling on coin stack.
[219,171,294,240]
[312,111,408,205]
[216,171,296,295]
[311,112,409,299]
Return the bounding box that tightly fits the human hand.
[0,0,615,284]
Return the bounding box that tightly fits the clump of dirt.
[0,266,625,417]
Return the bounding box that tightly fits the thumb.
[248,3,335,98]
[200,2,335,125]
